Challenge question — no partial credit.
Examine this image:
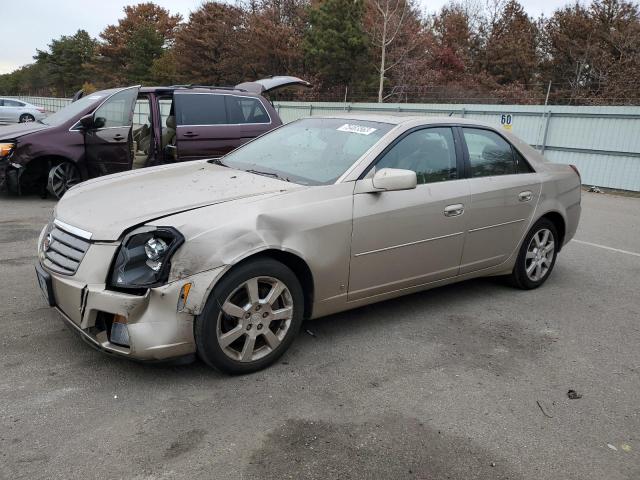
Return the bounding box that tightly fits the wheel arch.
[18,154,79,193]
[216,248,315,320]
[537,211,566,250]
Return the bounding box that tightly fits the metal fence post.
[541,110,552,154]
[309,104,313,117]
[461,107,466,118]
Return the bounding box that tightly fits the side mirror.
[78,114,94,129]
[371,168,417,191]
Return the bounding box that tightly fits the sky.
[1,0,570,75]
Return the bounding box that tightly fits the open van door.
[235,76,311,95]
[82,86,139,178]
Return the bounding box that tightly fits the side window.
[225,96,270,124]
[175,93,226,125]
[93,88,137,128]
[462,128,517,177]
[374,127,458,184]
[5,99,24,107]
[514,148,534,173]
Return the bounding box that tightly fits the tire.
[47,162,82,199]
[19,113,35,123]
[195,258,304,374]
[509,218,559,290]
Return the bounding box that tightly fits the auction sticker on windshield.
[337,124,377,135]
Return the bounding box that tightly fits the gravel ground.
[0,191,638,480]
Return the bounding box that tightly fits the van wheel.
[19,114,35,123]
[195,258,304,374]
[509,218,558,289]
[47,162,81,199]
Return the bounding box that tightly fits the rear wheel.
[509,218,558,289]
[195,258,304,374]
[19,113,35,123]
[47,162,81,199]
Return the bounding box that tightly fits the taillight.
[37,108,46,113]
[569,164,581,181]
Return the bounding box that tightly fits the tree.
[484,0,540,87]
[95,2,181,85]
[541,0,640,104]
[34,30,98,96]
[243,0,309,78]
[303,0,372,90]
[173,2,246,85]
[365,0,426,102]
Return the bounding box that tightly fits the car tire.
[47,162,82,199]
[509,218,559,290]
[195,258,304,374]
[19,113,35,123]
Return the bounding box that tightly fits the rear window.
[175,93,226,126]
[226,96,270,124]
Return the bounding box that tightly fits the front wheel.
[509,218,559,289]
[47,162,82,199]
[195,258,304,374]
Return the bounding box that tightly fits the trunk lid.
[236,76,311,95]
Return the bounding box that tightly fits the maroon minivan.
[0,77,310,197]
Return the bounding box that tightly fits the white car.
[0,98,47,123]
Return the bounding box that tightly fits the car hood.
[54,161,297,241]
[0,121,49,139]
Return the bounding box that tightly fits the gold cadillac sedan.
[36,115,581,374]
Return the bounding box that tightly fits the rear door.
[174,92,238,160]
[84,86,139,178]
[458,127,541,274]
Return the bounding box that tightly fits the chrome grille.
[43,224,90,275]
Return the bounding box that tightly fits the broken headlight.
[110,227,184,289]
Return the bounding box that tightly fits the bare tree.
[366,0,418,102]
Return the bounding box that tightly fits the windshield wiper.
[245,169,290,183]
[207,158,228,167]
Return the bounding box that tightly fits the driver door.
[84,87,139,178]
[348,127,469,301]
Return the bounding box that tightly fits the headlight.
[110,227,184,289]
[0,142,16,158]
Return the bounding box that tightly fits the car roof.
[139,86,262,97]
[310,113,496,128]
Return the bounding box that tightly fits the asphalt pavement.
[0,191,638,480]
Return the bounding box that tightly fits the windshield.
[219,118,394,185]
[40,90,115,126]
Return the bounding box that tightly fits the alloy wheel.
[48,163,82,199]
[525,228,555,282]
[216,276,294,362]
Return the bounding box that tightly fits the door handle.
[183,132,199,138]
[444,204,464,217]
[519,191,532,202]
[113,134,125,141]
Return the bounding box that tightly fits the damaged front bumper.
[37,236,224,362]
[0,160,21,194]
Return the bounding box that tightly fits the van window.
[175,94,226,125]
[225,96,270,124]
[93,88,137,128]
